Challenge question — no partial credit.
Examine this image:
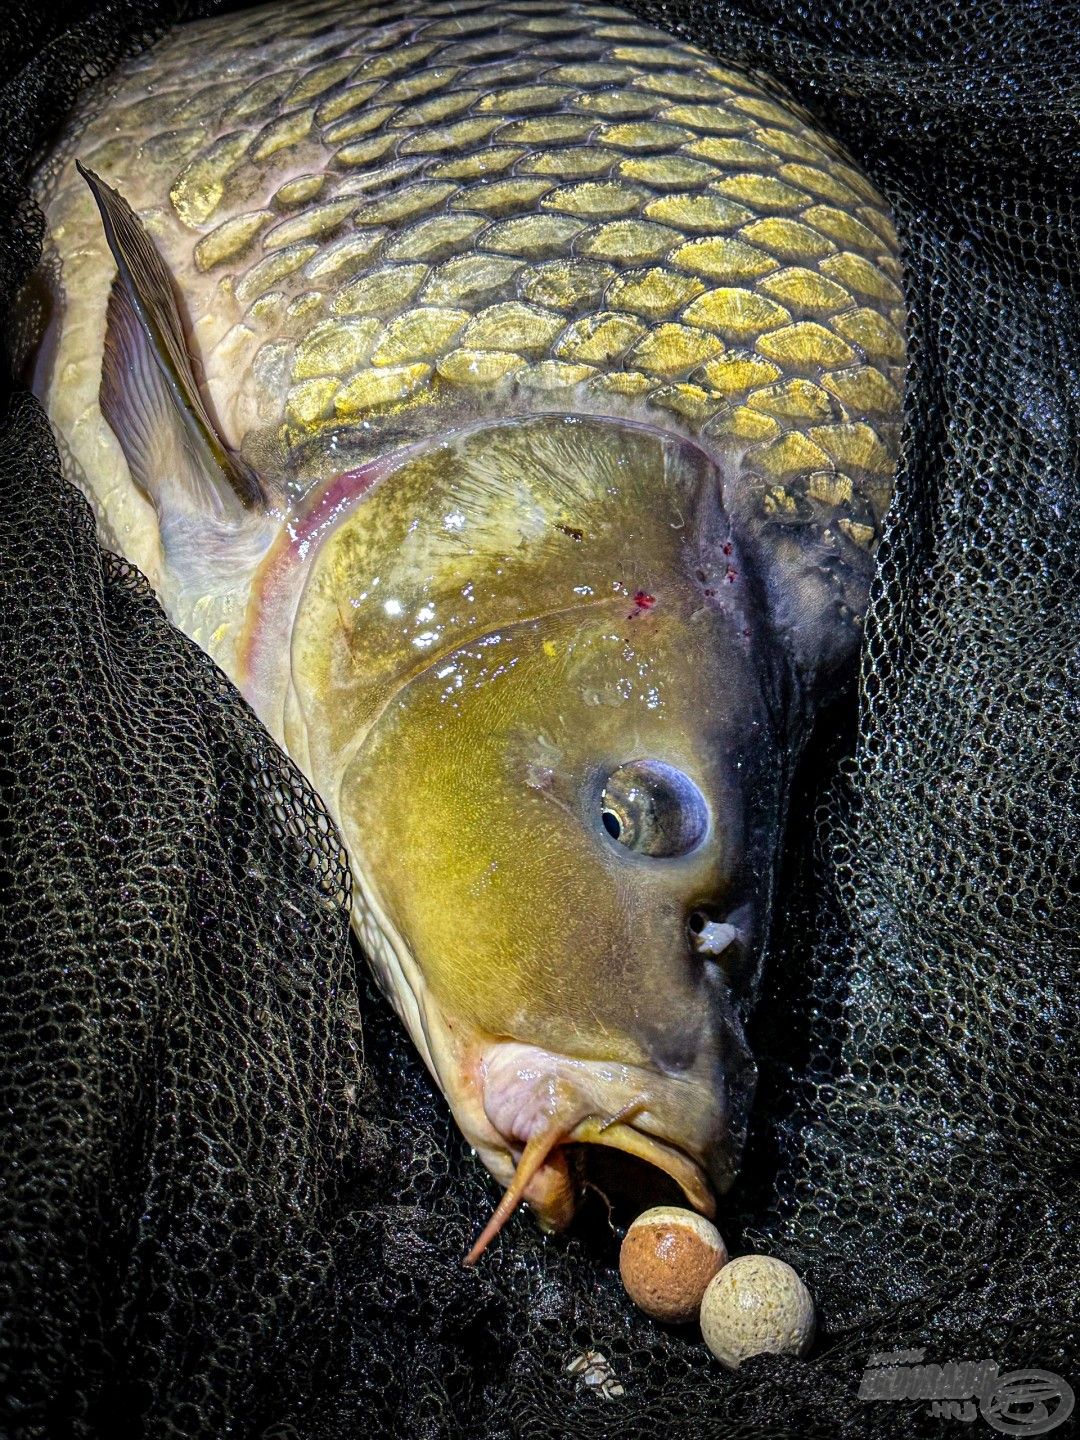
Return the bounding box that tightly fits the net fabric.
[1,2,1077,1438]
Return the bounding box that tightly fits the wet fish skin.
[26,0,905,1246]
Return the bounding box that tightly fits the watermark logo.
[859,1349,1074,1434]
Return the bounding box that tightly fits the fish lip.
[477,1041,723,1227]
[566,1114,717,1218]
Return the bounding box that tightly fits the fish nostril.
[688,907,738,958]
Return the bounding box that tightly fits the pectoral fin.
[79,161,268,520]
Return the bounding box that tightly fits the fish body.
[24,0,905,1246]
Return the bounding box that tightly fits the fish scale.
[46,0,903,565]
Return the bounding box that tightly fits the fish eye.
[600,760,709,858]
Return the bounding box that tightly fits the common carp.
[21,0,905,1259]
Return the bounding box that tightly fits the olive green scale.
[68,0,904,553]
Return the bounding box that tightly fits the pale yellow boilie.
[699,1254,816,1368]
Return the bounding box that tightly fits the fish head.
[286,415,790,1241]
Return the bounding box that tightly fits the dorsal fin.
[78,161,268,514]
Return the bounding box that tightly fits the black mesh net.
[1,2,1077,1437]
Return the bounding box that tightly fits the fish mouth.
[569,1115,715,1215]
[462,1041,723,1264]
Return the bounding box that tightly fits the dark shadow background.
[1,1,1077,1436]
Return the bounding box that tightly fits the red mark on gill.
[725,567,737,584]
[628,590,656,619]
[239,452,394,687]
[721,541,734,557]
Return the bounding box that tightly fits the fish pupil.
[602,810,622,841]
